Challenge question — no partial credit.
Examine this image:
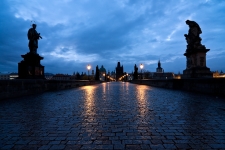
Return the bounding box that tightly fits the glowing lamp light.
[87,64,91,80]
[140,64,144,80]
[140,64,144,69]
[87,64,91,70]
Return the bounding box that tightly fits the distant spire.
[117,62,121,67]
[158,60,161,68]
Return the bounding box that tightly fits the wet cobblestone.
[0,82,225,149]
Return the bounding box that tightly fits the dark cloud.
[74,10,150,54]
[0,0,225,74]
[0,2,29,73]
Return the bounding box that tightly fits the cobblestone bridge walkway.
[0,82,225,149]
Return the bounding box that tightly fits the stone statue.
[27,24,42,54]
[187,57,192,68]
[184,20,205,50]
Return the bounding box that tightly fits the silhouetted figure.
[183,20,212,78]
[76,72,81,80]
[133,64,138,80]
[18,23,45,79]
[27,24,42,54]
[184,20,205,50]
[95,65,100,81]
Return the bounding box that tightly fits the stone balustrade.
[130,78,225,97]
[0,79,100,100]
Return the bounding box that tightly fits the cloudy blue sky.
[0,0,224,74]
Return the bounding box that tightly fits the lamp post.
[87,64,91,80]
[140,64,144,80]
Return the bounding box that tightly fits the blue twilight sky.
[0,0,224,74]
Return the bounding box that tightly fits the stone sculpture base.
[18,52,45,79]
[183,67,212,78]
[183,48,213,78]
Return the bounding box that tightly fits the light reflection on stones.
[135,85,151,122]
[1,82,225,149]
[102,82,106,95]
[107,82,110,91]
[125,82,129,94]
[83,85,97,126]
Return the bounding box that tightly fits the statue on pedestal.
[18,23,45,79]
[27,24,42,54]
[183,20,212,78]
[184,20,205,50]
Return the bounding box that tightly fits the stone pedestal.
[183,49,213,78]
[18,52,45,79]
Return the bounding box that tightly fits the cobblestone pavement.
[0,82,225,150]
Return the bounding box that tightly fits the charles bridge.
[1,19,225,149]
[0,82,225,149]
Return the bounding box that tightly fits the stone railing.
[0,80,100,100]
[130,78,225,97]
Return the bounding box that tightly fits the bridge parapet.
[130,78,225,97]
[0,80,100,100]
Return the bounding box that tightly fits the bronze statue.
[184,20,205,50]
[27,24,42,54]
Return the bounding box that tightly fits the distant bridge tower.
[156,60,164,73]
[116,62,123,81]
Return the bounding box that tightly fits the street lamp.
[140,64,144,79]
[87,64,91,80]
